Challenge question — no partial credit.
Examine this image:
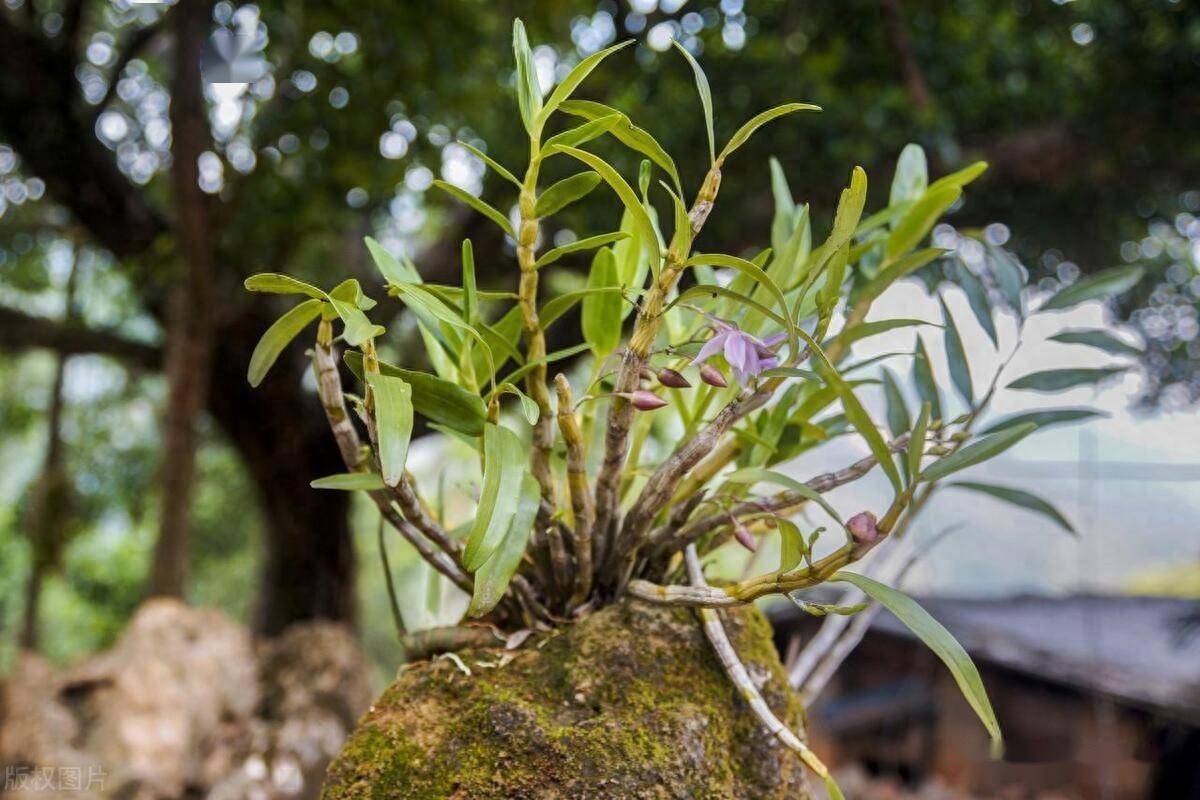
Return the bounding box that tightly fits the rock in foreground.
[323,600,810,800]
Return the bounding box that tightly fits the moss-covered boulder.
[322,599,812,799]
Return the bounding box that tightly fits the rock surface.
[0,599,372,800]
[323,600,811,800]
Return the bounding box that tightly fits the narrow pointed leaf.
[886,185,961,261]
[912,336,942,422]
[535,171,601,217]
[907,401,931,479]
[366,372,414,486]
[538,40,633,124]
[1048,329,1143,357]
[1006,367,1126,392]
[939,295,973,406]
[248,299,323,387]
[832,571,1002,749]
[534,231,630,268]
[540,113,623,156]
[672,40,714,162]
[582,247,622,355]
[433,180,514,237]
[312,472,385,491]
[881,368,911,438]
[512,20,542,134]
[458,141,521,188]
[244,273,327,300]
[494,382,539,425]
[927,160,988,193]
[979,407,1107,436]
[1040,266,1143,312]
[948,481,1075,535]
[718,103,820,163]
[553,145,659,261]
[558,100,681,193]
[329,298,381,346]
[831,375,903,493]
[777,518,806,573]
[467,473,540,617]
[769,157,795,255]
[889,143,928,207]
[953,261,998,346]
[463,423,528,571]
[920,422,1037,483]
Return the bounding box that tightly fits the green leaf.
[939,295,973,406]
[831,572,1002,749]
[540,113,622,156]
[345,352,487,436]
[672,284,790,331]
[830,374,903,494]
[907,401,931,479]
[886,185,961,261]
[534,231,630,268]
[499,342,591,386]
[777,518,806,573]
[726,467,845,531]
[672,40,714,163]
[881,367,910,438]
[494,382,539,425]
[828,318,938,351]
[329,298,381,347]
[952,261,998,347]
[553,145,660,262]
[365,236,419,286]
[856,248,945,305]
[535,172,601,217]
[248,299,323,387]
[718,103,820,163]
[512,19,542,135]
[538,40,633,125]
[390,281,509,376]
[1048,329,1143,357]
[912,336,942,422]
[461,240,477,325]
[311,472,385,491]
[366,372,414,487]
[432,180,514,237]
[558,100,681,194]
[244,273,327,300]
[927,160,988,193]
[1006,367,1126,392]
[463,423,528,571]
[948,481,1075,535]
[457,141,521,188]
[467,473,539,617]
[988,246,1026,317]
[1040,266,1144,312]
[582,248,623,355]
[889,143,928,207]
[979,407,1107,436]
[769,158,795,255]
[920,422,1037,483]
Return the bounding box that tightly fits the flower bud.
[656,368,692,388]
[699,363,727,388]
[847,511,879,546]
[627,390,669,411]
[732,519,758,552]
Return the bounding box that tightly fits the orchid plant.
[243,21,1137,796]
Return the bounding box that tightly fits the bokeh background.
[1,1,1198,797]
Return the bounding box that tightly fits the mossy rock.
[322,600,812,799]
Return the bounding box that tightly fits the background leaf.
[1006,367,1126,392]
[581,248,622,355]
[948,481,1075,535]
[467,473,540,617]
[672,40,715,162]
[1040,266,1144,312]
[920,422,1037,483]
[1048,329,1143,357]
[979,407,1107,436]
[535,172,601,217]
[311,473,385,491]
[939,295,973,406]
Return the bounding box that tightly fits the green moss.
[322,600,812,799]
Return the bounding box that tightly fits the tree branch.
[0,306,160,367]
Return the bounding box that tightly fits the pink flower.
[691,316,786,386]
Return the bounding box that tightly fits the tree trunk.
[148,0,217,598]
[322,601,813,799]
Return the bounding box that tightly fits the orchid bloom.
[691,316,786,385]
